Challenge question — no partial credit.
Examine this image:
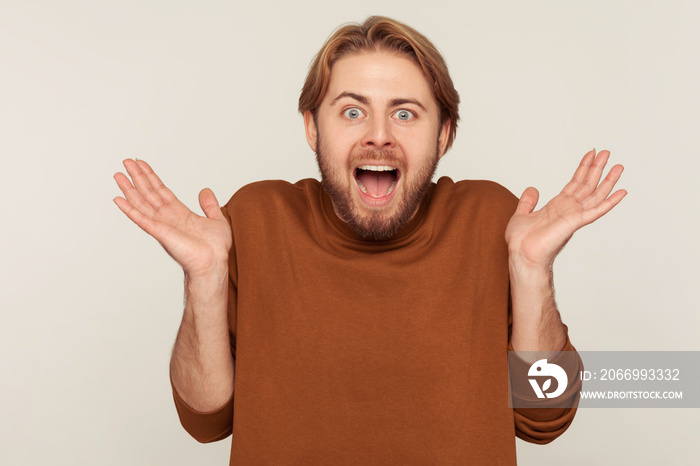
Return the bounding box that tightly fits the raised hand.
[113,159,232,278]
[505,149,627,270]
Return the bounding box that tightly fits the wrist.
[508,258,551,282]
[184,264,229,299]
[184,256,229,281]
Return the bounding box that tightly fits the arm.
[505,149,626,353]
[504,149,625,442]
[169,269,236,442]
[171,268,234,411]
[508,263,564,355]
[508,321,583,444]
[113,159,235,440]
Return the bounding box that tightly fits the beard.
[316,135,441,241]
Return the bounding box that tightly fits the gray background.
[1,0,698,464]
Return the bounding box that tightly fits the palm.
[113,159,231,277]
[505,150,627,268]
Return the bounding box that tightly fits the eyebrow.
[331,92,369,106]
[389,98,426,111]
[331,92,427,111]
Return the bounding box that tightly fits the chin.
[315,136,441,241]
[348,208,410,241]
[325,179,428,241]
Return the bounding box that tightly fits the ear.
[437,120,450,159]
[303,111,318,152]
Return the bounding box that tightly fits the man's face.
[304,50,450,241]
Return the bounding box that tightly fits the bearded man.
[114,16,625,465]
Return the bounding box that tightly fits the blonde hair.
[298,16,460,151]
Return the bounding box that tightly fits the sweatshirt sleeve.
[170,371,235,443]
[169,204,238,443]
[508,323,583,444]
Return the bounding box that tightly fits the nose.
[361,116,396,149]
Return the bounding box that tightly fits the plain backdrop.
[1,0,698,464]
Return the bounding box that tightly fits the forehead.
[324,50,437,108]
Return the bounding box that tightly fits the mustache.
[349,148,402,166]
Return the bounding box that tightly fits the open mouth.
[354,165,399,199]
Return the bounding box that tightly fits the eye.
[343,107,364,119]
[394,109,415,121]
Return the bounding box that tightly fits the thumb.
[515,187,539,215]
[198,188,223,219]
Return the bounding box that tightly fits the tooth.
[359,165,395,171]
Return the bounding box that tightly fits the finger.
[113,195,160,237]
[581,189,628,226]
[134,159,178,204]
[561,149,596,196]
[114,172,156,217]
[123,159,165,208]
[576,150,611,198]
[583,164,624,208]
[515,187,539,215]
[198,188,224,219]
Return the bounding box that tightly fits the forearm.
[508,260,566,354]
[170,265,234,412]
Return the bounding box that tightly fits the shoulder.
[222,179,320,216]
[423,177,518,248]
[432,176,519,214]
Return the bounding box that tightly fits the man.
[114,16,625,465]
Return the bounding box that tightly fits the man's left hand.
[505,149,627,270]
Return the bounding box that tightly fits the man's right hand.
[113,159,232,278]
[115,159,235,414]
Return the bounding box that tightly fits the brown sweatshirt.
[171,177,580,465]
